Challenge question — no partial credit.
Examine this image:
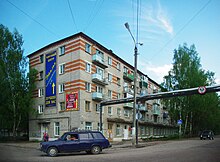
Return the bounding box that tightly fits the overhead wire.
[67,0,78,33]
[6,0,59,39]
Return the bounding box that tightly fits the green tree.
[0,24,37,138]
[162,43,220,135]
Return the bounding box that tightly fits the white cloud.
[138,61,172,83]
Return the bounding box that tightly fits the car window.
[92,132,105,139]
[66,134,78,141]
[79,133,93,140]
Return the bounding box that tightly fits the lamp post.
[124,22,138,146]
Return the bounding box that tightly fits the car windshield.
[202,131,211,135]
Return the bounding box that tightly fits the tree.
[0,24,37,138]
[162,43,220,135]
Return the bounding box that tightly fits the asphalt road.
[0,136,220,162]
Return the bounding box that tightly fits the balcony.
[92,73,108,86]
[123,102,133,109]
[92,54,108,69]
[153,103,160,115]
[123,72,134,82]
[123,86,134,94]
[92,92,103,101]
[163,112,169,118]
[139,105,147,112]
[139,81,148,88]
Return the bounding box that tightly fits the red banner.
[66,92,78,110]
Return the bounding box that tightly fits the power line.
[6,0,59,38]
[67,0,78,32]
[149,0,212,61]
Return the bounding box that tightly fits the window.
[79,133,93,140]
[117,77,120,86]
[92,132,105,139]
[96,49,104,60]
[38,88,44,97]
[54,122,60,136]
[85,101,91,112]
[38,105,43,114]
[108,90,112,99]
[108,57,112,66]
[108,73,112,82]
[117,108,121,116]
[59,63,65,74]
[40,54,44,63]
[85,82,91,92]
[85,122,92,130]
[108,107,112,115]
[85,62,91,73]
[96,86,103,93]
[123,66,128,74]
[59,46,65,56]
[39,71,43,80]
[59,102,65,111]
[116,62,120,70]
[85,43,91,53]
[116,124,121,136]
[59,83,65,93]
[96,104,103,113]
[124,109,130,117]
[117,93,121,99]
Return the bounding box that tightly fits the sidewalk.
[1,140,168,150]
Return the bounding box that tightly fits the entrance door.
[107,123,113,141]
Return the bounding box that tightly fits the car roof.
[64,130,101,134]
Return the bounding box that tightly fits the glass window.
[96,104,103,113]
[96,67,104,78]
[85,82,91,92]
[92,132,105,139]
[96,86,103,93]
[85,62,91,73]
[96,49,104,61]
[116,124,121,136]
[108,90,112,99]
[85,101,91,112]
[117,108,121,116]
[79,133,93,140]
[59,46,65,56]
[117,93,121,99]
[108,57,112,66]
[85,122,92,130]
[38,88,44,97]
[85,43,91,53]
[54,122,60,136]
[124,109,130,117]
[108,73,112,82]
[39,71,43,80]
[59,102,65,111]
[116,62,120,70]
[117,77,120,86]
[59,63,65,74]
[38,105,43,114]
[40,54,44,63]
[59,83,65,93]
[108,107,112,115]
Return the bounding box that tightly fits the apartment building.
[28,32,177,141]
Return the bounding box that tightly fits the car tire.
[47,147,58,157]
[91,146,101,154]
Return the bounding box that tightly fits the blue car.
[40,131,111,157]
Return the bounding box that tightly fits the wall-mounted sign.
[45,51,57,107]
[66,92,78,110]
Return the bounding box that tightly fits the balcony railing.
[153,104,160,115]
[92,54,107,69]
[123,86,134,94]
[92,92,103,101]
[123,102,133,109]
[92,73,108,86]
[123,72,134,82]
[139,81,148,88]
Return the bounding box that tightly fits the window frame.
[59,63,65,75]
[59,46,65,56]
[54,122,60,136]
[85,82,91,92]
[38,105,43,114]
[59,83,65,93]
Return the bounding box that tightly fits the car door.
[61,133,80,152]
[79,133,94,151]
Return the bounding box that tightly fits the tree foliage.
[0,24,37,137]
[162,43,220,135]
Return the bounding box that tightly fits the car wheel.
[47,147,58,157]
[91,146,101,154]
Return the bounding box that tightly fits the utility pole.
[124,22,138,146]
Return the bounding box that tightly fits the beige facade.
[28,32,177,141]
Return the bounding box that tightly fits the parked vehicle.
[200,130,214,140]
[40,130,111,157]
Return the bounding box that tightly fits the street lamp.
[124,22,138,146]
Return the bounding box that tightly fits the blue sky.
[1,0,220,85]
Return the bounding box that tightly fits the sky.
[1,0,220,85]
